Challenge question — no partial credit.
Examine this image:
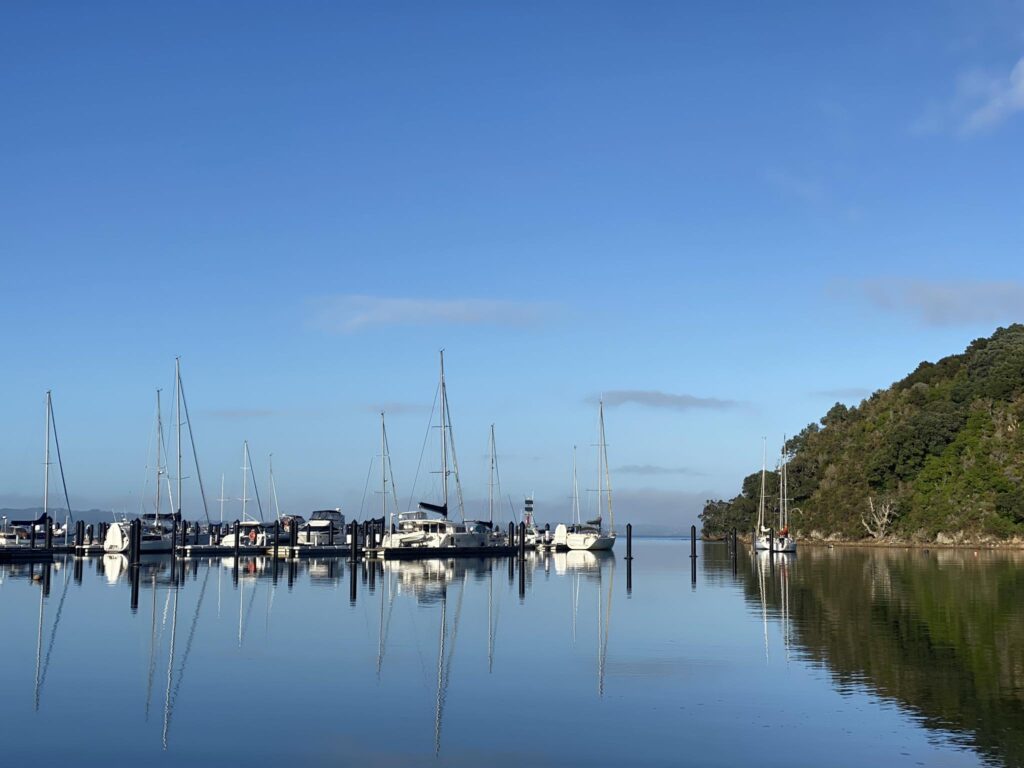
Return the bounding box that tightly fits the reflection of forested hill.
[702,324,1024,541]
[711,546,1024,767]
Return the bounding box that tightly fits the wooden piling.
[625,523,633,560]
[233,520,240,559]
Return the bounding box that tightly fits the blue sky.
[2,2,1023,531]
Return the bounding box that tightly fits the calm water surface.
[1,539,1022,766]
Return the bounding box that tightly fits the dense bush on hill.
[701,325,1024,542]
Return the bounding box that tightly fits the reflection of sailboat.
[562,549,615,694]
[161,566,211,749]
[33,561,70,710]
[433,574,466,757]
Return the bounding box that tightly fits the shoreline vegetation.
[705,532,1024,549]
[702,324,1024,546]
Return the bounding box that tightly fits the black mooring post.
[291,518,299,555]
[30,517,36,549]
[328,520,334,547]
[233,520,241,558]
[518,554,526,599]
[130,564,140,612]
[349,522,358,562]
[86,523,94,546]
[195,522,200,546]
[508,522,515,549]
[626,557,632,595]
[518,522,526,560]
[45,516,52,550]
[690,524,698,585]
[625,523,633,560]
[769,527,775,554]
[273,521,280,560]
[75,520,83,550]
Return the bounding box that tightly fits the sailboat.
[554,401,616,552]
[220,441,272,548]
[106,389,176,553]
[379,352,494,555]
[753,437,796,553]
[1,392,72,548]
[754,437,770,551]
[775,438,797,553]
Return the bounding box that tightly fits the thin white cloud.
[199,408,277,420]
[838,278,1024,327]
[615,464,705,477]
[915,56,1024,136]
[308,295,556,333]
[809,387,871,400]
[363,402,430,416]
[962,56,1024,133]
[595,390,739,411]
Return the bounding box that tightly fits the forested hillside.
[701,325,1024,542]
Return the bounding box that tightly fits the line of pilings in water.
[11,517,648,610]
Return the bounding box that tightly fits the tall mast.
[269,453,281,521]
[488,424,495,525]
[757,437,766,532]
[572,445,579,525]
[156,390,163,520]
[218,473,226,524]
[175,357,182,518]
[780,436,788,530]
[43,391,51,525]
[381,413,387,521]
[439,350,449,511]
[240,442,249,522]
[600,399,614,534]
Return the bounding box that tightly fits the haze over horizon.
[3,3,1023,531]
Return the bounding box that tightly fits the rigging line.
[48,398,75,526]
[145,573,158,721]
[178,373,211,524]
[506,494,519,524]
[161,581,180,751]
[442,384,466,521]
[384,423,401,516]
[358,457,374,520]
[37,565,71,696]
[247,451,266,523]
[406,382,440,511]
[240,579,259,645]
[165,564,212,746]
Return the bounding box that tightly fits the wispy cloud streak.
[809,387,870,400]
[615,464,704,476]
[839,278,1024,327]
[595,390,739,411]
[309,295,556,333]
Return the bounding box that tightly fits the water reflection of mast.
[34,563,70,710]
[434,572,466,756]
[598,558,613,696]
[162,565,211,749]
[145,572,160,720]
[756,552,769,662]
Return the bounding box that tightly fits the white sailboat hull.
[754,534,797,553]
[566,532,616,551]
[103,522,174,553]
